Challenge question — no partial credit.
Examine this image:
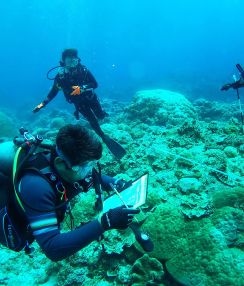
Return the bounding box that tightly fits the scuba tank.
[0,128,52,210]
[0,141,17,208]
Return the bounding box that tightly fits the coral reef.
[141,203,244,286]
[0,89,243,285]
[194,98,240,122]
[125,89,197,126]
[131,254,165,285]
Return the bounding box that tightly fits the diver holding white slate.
[103,173,149,212]
[102,173,154,252]
[0,125,149,260]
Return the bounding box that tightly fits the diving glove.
[114,179,132,192]
[33,102,45,113]
[100,206,140,231]
[70,85,85,96]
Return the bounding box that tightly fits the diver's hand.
[221,83,232,91]
[70,85,85,96]
[33,102,45,113]
[114,179,132,192]
[100,206,140,230]
[221,80,241,91]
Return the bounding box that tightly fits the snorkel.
[47,48,80,80]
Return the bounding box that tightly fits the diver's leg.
[78,101,126,159]
[78,105,105,139]
[88,93,108,120]
[73,103,80,120]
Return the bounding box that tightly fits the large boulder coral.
[131,254,165,285]
[140,203,244,286]
[138,204,186,260]
[212,187,244,210]
[125,89,197,126]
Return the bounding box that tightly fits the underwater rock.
[239,144,244,155]
[177,177,202,194]
[0,244,52,285]
[126,89,197,126]
[212,187,244,210]
[140,202,244,286]
[0,111,17,138]
[70,192,98,225]
[116,265,132,284]
[101,122,133,145]
[49,117,66,129]
[194,98,240,122]
[211,206,244,247]
[138,203,186,260]
[102,229,135,255]
[131,254,165,286]
[166,247,244,286]
[177,118,203,140]
[1,95,243,286]
[224,146,238,158]
[106,264,132,284]
[180,192,213,219]
[205,149,227,172]
[56,265,89,286]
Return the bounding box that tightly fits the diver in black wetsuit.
[0,124,138,261]
[221,78,244,91]
[33,49,126,159]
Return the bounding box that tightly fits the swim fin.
[102,135,126,160]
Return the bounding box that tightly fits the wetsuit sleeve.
[82,67,98,89]
[100,175,116,192]
[19,173,104,261]
[43,78,60,106]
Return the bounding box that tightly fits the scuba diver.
[0,124,139,261]
[221,77,244,91]
[33,48,126,160]
[221,63,244,134]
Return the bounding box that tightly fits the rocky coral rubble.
[0,89,243,286]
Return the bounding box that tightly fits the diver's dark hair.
[61,48,78,61]
[56,124,102,165]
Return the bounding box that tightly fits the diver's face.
[64,56,79,68]
[54,157,96,183]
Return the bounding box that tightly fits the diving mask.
[71,161,97,178]
[56,146,97,180]
[64,57,79,68]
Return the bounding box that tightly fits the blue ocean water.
[0,2,243,285]
[0,0,244,111]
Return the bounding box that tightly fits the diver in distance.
[33,49,126,160]
[221,63,244,91]
[221,63,244,134]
